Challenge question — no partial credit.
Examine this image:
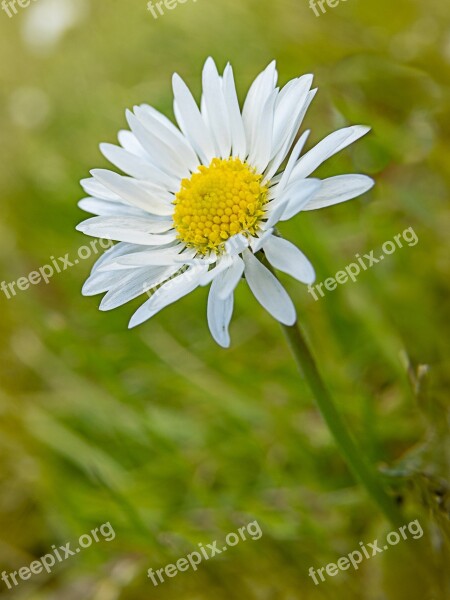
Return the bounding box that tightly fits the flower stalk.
[282,320,403,526]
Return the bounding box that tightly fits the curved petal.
[225,233,250,256]
[207,278,234,348]
[126,110,191,179]
[199,255,232,286]
[81,177,120,201]
[264,88,317,182]
[261,200,290,230]
[271,74,313,159]
[247,89,277,173]
[214,255,245,300]
[90,169,173,216]
[137,104,189,140]
[91,242,156,274]
[250,228,273,253]
[242,249,296,326]
[279,179,322,221]
[302,174,374,211]
[134,105,199,172]
[242,61,278,157]
[222,63,247,160]
[290,125,371,180]
[100,247,193,271]
[129,264,208,328]
[78,197,147,218]
[202,57,232,158]
[84,257,166,298]
[76,216,177,245]
[82,269,125,296]
[274,130,310,195]
[172,73,216,165]
[100,142,179,190]
[118,130,147,158]
[100,264,181,311]
[263,235,315,284]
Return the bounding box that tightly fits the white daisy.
[77,58,374,347]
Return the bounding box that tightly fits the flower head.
[77,58,374,347]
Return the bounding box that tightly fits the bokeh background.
[0,0,449,598]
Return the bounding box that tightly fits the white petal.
[78,215,173,235]
[184,253,218,267]
[279,179,322,221]
[129,264,208,328]
[291,125,371,180]
[247,89,277,173]
[242,61,278,157]
[82,269,124,296]
[263,235,315,284]
[264,88,317,182]
[242,249,296,325]
[222,64,247,160]
[266,179,318,228]
[215,256,245,300]
[201,57,232,159]
[172,73,216,165]
[275,130,310,195]
[126,110,191,179]
[199,256,232,286]
[76,216,177,245]
[78,197,146,217]
[250,228,273,253]
[271,74,313,159]
[137,104,188,140]
[134,105,199,172]
[303,174,374,210]
[91,242,146,274]
[100,143,179,190]
[84,256,162,297]
[118,130,147,158]
[207,278,234,348]
[81,177,120,201]
[225,233,250,256]
[91,169,173,216]
[99,265,180,311]
[101,247,194,270]
[262,198,291,230]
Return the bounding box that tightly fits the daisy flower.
[77,58,374,347]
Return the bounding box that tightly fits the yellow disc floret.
[173,158,268,254]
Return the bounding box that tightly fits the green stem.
[282,320,403,526]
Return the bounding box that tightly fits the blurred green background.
[0,0,449,598]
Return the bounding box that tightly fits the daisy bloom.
[77,58,374,347]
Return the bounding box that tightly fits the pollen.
[173,158,268,253]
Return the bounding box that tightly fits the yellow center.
[173,158,268,253]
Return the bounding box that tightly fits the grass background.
[0,0,449,598]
